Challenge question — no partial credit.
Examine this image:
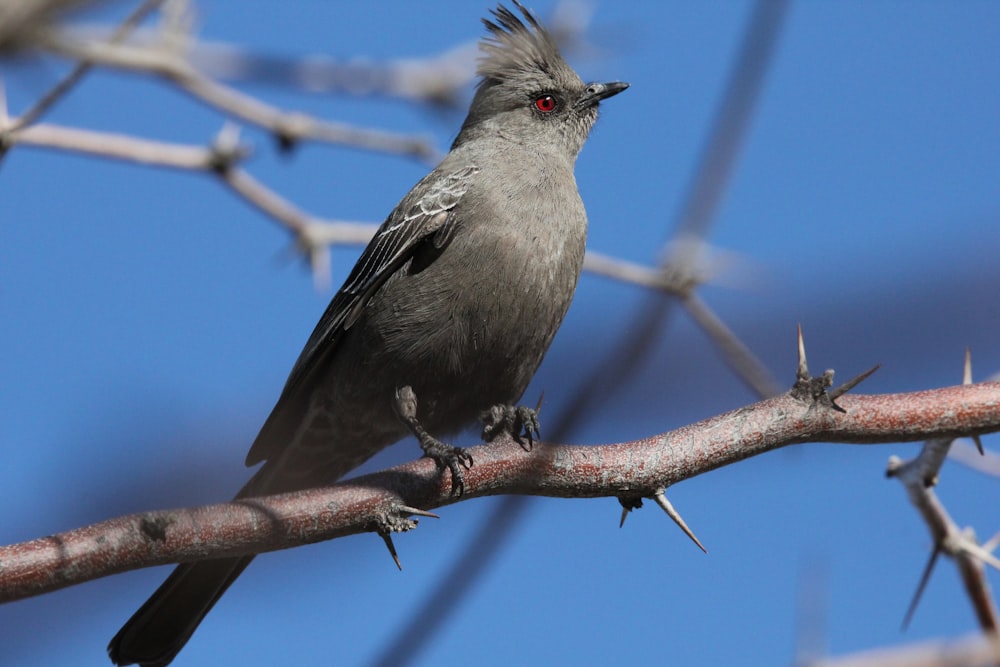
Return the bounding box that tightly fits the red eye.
[534,95,557,113]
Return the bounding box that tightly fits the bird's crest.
[478,2,568,82]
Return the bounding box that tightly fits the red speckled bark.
[2,382,999,602]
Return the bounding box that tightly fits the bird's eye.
[534,95,557,113]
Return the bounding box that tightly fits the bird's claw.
[419,436,474,496]
[395,386,474,496]
[481,404,540,451]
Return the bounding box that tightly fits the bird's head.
[454,2,628,159]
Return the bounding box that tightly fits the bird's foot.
[481,404,540,451]
[417,435,474,497]
[394,386,473,496]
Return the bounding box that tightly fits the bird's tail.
[107,410,379,665]
[107,460,282,667]
[107,556,253,667]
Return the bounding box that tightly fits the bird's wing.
[246,164,479,466]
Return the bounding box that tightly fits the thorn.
[902,543,940,631]
[959,537,1000,572]
[885,455,904,478]
[653,491,707,553]
[828,364,880,402]
[381,531,403,571]
[398,505,440,520]
[617,494,643,528]
[0,75,9,162]
[982,530,1000,554]
[796,324,807,379]
[0,74,8,126]
[310,244,332,292]
[215,121,241,152]
[961,349,984,455]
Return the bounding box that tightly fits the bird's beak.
[576,81,630,109]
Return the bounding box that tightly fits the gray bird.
[108,3,627,665]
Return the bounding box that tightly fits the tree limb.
[2,381,999,603]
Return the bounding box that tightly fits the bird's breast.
[366,168,587,431]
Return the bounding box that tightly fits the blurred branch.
[59,0,596,109]
[37,35,441,161]
[0,121,365,277]
[4,0,162,133]
[0,0,97,52]
[3,116,763,299]
[551,0,791,439]
[680,291,784,398]
[806,632,1000,667]
[0,113,764,296]
[887,352,1000,634]
[3,121,233,166]
[951,439,1000,477]
[3,380,1000,602]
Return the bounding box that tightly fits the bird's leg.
[393,386,474,496]
[480,403,540,451]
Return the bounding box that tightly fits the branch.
[36,34,440,161]
[0,121,374,290]
[60,0,594,108]
[2,381,999,603]
[888,351,1000,633]
[2,120,713,293]
[806,631,1000,667]
[3,0,163,133]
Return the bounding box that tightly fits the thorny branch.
[2,380,1000,602]
[887,353,1000,634]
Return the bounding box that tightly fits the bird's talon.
[481,404,540,452]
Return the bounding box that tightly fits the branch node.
[617,493,644,528]
[372,504,433,571]
[885,455,904,479]
[139,515,172,542]
[790,327,878,412]
[275,132,298,154]
[209,122,249,173]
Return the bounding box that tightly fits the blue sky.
[2,2,1000,665]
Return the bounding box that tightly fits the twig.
[60,0,594,108]
[886,353,1000,633]
[36,36,441,161]
[805,632,1000,667]
[5,0,163,134]
[4,118,751,295]
[681,291,783,398]
[5,122,235,168]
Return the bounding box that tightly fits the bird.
[108,3,627,665]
